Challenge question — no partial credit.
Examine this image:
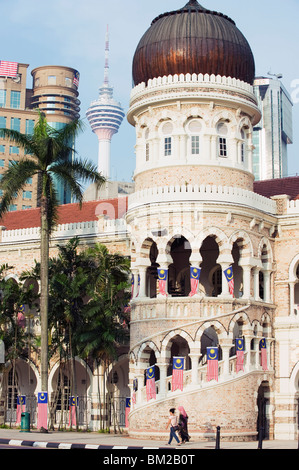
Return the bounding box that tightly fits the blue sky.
[1,0,299,182]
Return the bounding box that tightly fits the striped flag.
[69,396,77,427]
[18,304,26,329]
[236,338,245,372]
[224,266,235,296]
[260,338,268,371]
[172,357,184,391]
[73,70,80,87]
[0,61,18,77]
[136,274,140,297]
[125,398,131,427]
[189,267,201,297]
[37,392,48,430]
[16,396,26,425]
[146,366,156,401]
[158,268,168,296]
[207,347,219,382]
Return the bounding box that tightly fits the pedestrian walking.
[165,408,182,446]
[178,406,190,443]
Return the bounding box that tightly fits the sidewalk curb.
[0,437,165,450]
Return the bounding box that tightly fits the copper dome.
[132,0,255,86]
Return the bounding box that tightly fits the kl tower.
[86,26,125,178]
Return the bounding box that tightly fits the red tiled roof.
[254,176,299,201]
[0,197,128,230]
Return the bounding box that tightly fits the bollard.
[215,426,221,449]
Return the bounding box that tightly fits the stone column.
[220,341,233,377]
[240,264,252,299]
[263,270,272,303]
[156,361,168,399]
[189,351,201,386]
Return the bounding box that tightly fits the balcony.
[130,295,256,323]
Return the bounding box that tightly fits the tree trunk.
[40,195,49,394]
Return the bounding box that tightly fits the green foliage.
[0,264,38,363]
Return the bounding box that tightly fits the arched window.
[144,128,150,162]
[161,121,173,156]
[187,119,202,156]
[216,121,228,158]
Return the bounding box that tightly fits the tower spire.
[86,26,125,179]
[104,24,109,86]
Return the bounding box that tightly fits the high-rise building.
[31,65,81,204]
[252,77,293,181]
[86,26,125,178]
[0,61,80,209]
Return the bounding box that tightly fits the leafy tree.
[0,113,105,394]
[0,264,38,426]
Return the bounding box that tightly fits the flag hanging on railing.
[131,274,134,298]
[17,304,26,329]
[172,357,185,391]
[260,338,268,371]
[207,347,219,382]
[136,274,140,297]
[16,396,26,425]
[125,398,131,427]
[157,268,168,296]
[236,338,245,372]
[69,396,77,427]
[37,392,48,430]
[189,267,201,297]
[224,266,235,296]
[146,366,156,401]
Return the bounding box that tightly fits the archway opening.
[168,236,191,297]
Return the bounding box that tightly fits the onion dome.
[132,0,255,86]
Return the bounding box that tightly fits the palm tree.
[0,113,105,395]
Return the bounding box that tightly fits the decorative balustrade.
[0,218,127,244]
[130,296,250,323]
[128,184,277,215]
[130,73,254,101]
[136,350,267,406]
[288,199,299,214]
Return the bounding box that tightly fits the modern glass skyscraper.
[253,77,293,181]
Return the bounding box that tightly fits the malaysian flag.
[189,267,201,297]
[172,357,184,392]
[0,61,18,77]
[17,304,26,329]
[224,266,234,296]
[73,70,80,87]
[125,398,131,427]
[207,347,219,381]
[136,274,140,297]
[146,366,156,401]
[16,396,26,425]
[69,396,77,427]
[236,338,245,372]
[260,338,268,371]
[131,274,134,298]
[158,268,168,296]
[37,392,48,430]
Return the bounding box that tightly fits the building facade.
[0,62,80,208]
[0,1,299,441]
[253,77,293,181]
